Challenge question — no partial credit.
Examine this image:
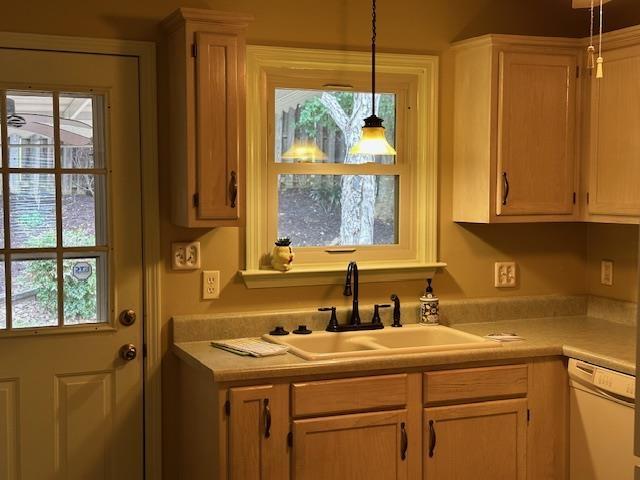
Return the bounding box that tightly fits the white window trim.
[241,45,444,288]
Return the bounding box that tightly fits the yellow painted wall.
[2,0,639,476]
[587,224,639,302]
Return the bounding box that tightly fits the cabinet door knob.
[502,171,510,206]
[400,422,408,460]
[428,420,436,458]
[263,399,271,439]
[230,171,238,208]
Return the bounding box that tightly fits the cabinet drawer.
[424,365,528,405]
[292,374,409,417]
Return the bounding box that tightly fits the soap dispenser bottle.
[420,278,439,325]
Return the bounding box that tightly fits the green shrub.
[25,230,97,322]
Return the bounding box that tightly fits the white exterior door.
[0,48,143,479]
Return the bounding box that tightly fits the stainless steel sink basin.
[263,324,499,360]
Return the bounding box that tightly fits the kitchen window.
[242,46,442,287]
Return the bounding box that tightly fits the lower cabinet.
[228,384,289,479]
[292,410,410,480]
[179,359,567,479]
[423,399,528,480]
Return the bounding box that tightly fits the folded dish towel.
[211,338,290,357]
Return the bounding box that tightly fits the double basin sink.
[263,324,499,360]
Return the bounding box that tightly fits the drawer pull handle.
[502,171,510,206]
[400,422,408,460]
[230,171,238,208]
[428,420,436,458]
[263,399,271,439]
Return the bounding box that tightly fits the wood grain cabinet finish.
[452,35,580,223]
[586,42,640,221]
[423,364,528,405]
[291,374,409,417]
[423,399,528,480]
[162,8,251,227]
[292,410,411,480]
[228,384,289,480]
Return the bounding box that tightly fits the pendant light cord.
[371,0,377,116]
[590,0,594,46]
[599,0,603,57]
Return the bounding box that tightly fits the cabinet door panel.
[195,31,241,221]
[229,384,289,479]
[424,399,527,480]
[292,410,409,480]
[588,44,640,216]
[497,52,577,216]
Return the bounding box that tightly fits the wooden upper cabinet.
[423,399,528,480]
[452,36,580,223]
[586,43,640,220]
[162,8,251,227]
[292,410,410,480]
[228,384,289,480]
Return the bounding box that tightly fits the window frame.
[242,46,443,288]
[0,86,113,334]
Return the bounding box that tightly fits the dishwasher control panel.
[568,358,635,402]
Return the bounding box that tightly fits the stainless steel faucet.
[344,261,361,325]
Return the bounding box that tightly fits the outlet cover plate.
[172,242,201,270]
[202,270,220,300]
[495,262,517,288]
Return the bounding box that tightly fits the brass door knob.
[119,309,137,326]
[120,344,137,361]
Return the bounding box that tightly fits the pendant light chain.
[371,0,377,115]
[596,0,604,78]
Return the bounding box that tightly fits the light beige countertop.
[173,314,636,383]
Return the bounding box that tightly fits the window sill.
[239,262,447,289]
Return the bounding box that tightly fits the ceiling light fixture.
[350,0,397,156]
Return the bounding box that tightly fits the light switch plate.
[601,260,614,286]
[202,270,220,300]
[495,262,517,288]
[172,242,201,270]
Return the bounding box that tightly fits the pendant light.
[281,139,328,162]
[350,0,396,156]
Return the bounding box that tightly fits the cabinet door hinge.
[576,65,580,78]
[572,192,576,204]
[527,409,531,423]
[224,400,231,416]
[143,344,148,358]
[287,431,293,447]
[191,43,197,58]
[193,193,199,208]
[586,192,590,204]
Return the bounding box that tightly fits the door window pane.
[275,89,396,165]
[11,258,58,329]
[60,95,102,168]
[10,173,57,248]
[63,256,101,325]
[62,174,106,247]
[7,93,55,168]
[277,174,398,247]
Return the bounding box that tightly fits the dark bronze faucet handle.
[372,304,391,324]
[319,307,339,332]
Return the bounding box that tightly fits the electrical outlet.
[202,270,220,300]
[172,242,201,270]
[495,262,517,288]
[601,260,614,286]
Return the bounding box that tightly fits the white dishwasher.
[569,358,636,480]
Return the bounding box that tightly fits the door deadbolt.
[119,309,137,326]
[120,344,137,361]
